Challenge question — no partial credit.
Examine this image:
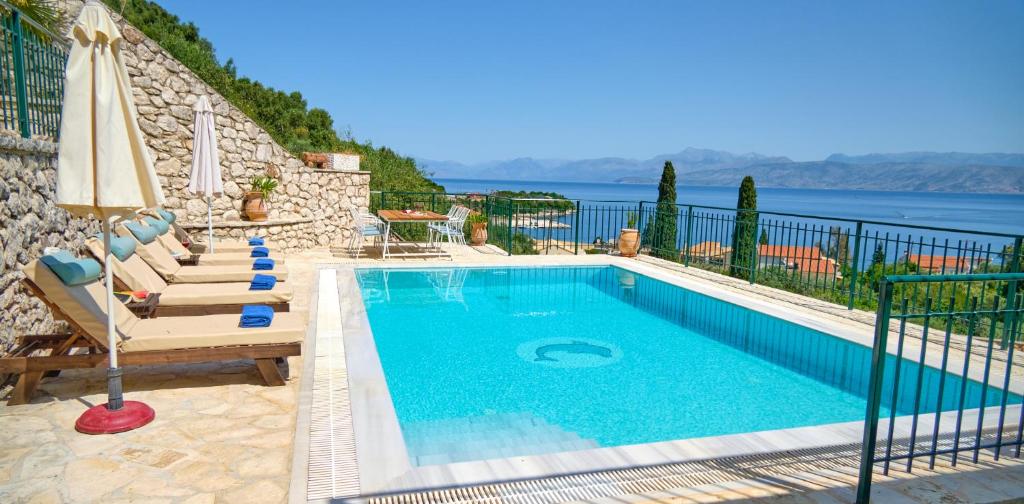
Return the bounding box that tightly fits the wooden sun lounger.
[0,272,302,406]
[84,238,292,317]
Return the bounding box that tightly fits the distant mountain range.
[417,148,1024,194]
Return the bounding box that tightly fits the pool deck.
[1,244,1022,503]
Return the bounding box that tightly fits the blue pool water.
[356,266,1020,466]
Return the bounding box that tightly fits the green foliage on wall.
[103,0,441,193]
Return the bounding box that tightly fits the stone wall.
[109,10,369,251]
[0,136,100,353]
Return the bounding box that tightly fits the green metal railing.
[0,2,68,139]
[856,272,1024,502]
[372,191,1023,320]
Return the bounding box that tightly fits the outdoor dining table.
[377,209,451,259]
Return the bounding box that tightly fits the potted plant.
[618,211,640,257]
[244,175,278,222]
[467,212,488,246]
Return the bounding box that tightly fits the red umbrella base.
[75,401,155,434]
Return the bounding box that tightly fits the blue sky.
[157,0,1023,163]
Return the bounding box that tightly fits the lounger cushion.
[159,282,292,306]
[195,252,285,266]
[122,312,305,352]
[22,260,137,345]
[155,229,193,258]
[40,251,102,286]
[156,208,176,224]
[124,221,159,244]
[119,226,290,283]
[143,216,170,235]
[195,240,277,253]
[147,223,285,265]
[86,238,169,293]
[168,266,288,283]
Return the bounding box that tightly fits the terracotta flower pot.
[471,222,488,246]
[244,191,268,222]
[618,228,640,257]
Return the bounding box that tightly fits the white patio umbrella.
[56,0,164,434]
[186,95,222,252]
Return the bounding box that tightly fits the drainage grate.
[307,269,360,499]
[363,430,1017,504]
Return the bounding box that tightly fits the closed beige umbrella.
[56,0,164,433]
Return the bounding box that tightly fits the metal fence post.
[506,200,514,256]
[430,192,436,212]
[848,221,864,310]
[1002,236,1022,347]
[11,10,30,138]
[856,279,895,504]
[636,201,645,250]
[748,213,760,284]
[683,205,694,266]
[573,200,581,255]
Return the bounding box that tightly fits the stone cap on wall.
[177,217,314,230]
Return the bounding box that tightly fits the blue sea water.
[434,178,1024,236]
[357,266,1020,466]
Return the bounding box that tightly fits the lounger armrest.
[176,255,201,267]
[125,293,162,319]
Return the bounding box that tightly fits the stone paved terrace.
[1,245,1022,503]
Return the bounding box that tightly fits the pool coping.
[332,257,1024,496]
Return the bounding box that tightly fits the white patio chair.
[347,205,384,259]
[427,205,460,244]
[429,206,471,249]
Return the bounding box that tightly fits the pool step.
[402,412,600,466]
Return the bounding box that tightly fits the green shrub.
[104,0,441,194]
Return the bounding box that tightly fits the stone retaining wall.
[109,8,369,251]
[0,136,99,353]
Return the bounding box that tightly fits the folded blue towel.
[252,258,275,270]
[248,237,265,246]
[240,305,274,328]
[249,274,277,290]
[251,246,270,257]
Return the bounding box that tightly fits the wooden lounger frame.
[108,261,291,317]
[0,278,301,406]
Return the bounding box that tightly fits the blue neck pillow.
[40,251,101,286]
[94,233,137,261]
[143,216,170,235]
[156,208,176,224]
[124,221,158,244]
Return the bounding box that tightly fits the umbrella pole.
[74,217,155,435]
[208,195,215,253]
[103,217,123,410]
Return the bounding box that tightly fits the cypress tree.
[729,176,758,277]
[650,161,679,260]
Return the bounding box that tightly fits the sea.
[434,178,1024,236]
[433,178,1024,254]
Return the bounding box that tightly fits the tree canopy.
[729,175,759,278]
[103,0,441,193]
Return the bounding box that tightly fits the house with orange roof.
[686,241,732,263]
[905,253,983,273]
[758,244,842,280]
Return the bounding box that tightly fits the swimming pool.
[355,265,1021,467]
